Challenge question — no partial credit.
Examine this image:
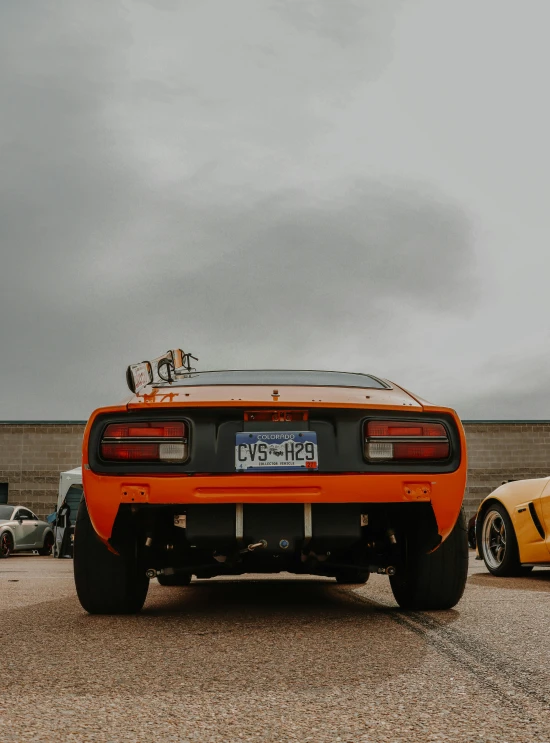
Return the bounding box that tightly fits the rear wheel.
[157,573,192,587]
[390,508,468,610]
[74,499,149,614]
[0,531,13,558]
[38,532,54,556]
[480,503,531,577]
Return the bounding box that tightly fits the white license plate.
[235,431,318,471]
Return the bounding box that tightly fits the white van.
[53,467,82,558]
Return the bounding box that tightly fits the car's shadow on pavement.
[142,577,407,625]
[145,577,352,616]
[143,576,454,622]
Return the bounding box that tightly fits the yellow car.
[476,477,550,575]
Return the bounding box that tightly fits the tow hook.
[146,568,159,578]
[247,540,268,552]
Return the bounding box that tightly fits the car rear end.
[81,370,467,589]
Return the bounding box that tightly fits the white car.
[0,506,54,557]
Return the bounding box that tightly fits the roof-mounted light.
[126,348,199,394]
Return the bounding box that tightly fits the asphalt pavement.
[1,553,549,743]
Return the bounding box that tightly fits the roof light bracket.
[126,348,199,394]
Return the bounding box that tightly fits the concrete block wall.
[462,422,550,517]
[0,424,85,518]
[0,421,549,520]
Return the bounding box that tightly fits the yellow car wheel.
[480,503,532,577]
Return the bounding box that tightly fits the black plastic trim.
[528,502,545,539]
[88,408,462,476]
[151,369,392,390]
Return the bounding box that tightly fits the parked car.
[74,348,469,615]
[476,478,550,575]
[0,506,54,557]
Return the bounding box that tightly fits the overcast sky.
[1,0,549,420]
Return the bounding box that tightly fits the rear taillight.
[364,420,449,461]
[103,422,185,438]
[100,421,188,462]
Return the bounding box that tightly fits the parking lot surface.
[1,553,549,743]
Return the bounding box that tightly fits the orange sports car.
[74,349,468,614]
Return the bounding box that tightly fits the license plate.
[235,431,318,472]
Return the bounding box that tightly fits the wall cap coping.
[0,421,87,425]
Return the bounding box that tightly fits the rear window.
[160,370,388,389]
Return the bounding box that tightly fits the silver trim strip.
[236,504,243,540]
[102,437,187,443]
[366,436,448,443]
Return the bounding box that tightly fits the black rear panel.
[88,407,462,475]
[110,501,442,575]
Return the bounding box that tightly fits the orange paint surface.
[81,385,467,547]
[127,382,423,409]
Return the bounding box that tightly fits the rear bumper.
[82,469,466,545]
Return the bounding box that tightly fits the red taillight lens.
[365,419,449,461]
[101,443,159,461]
[393,442,450,460]
[101,420,188,462]
[366,421,446,438]
[103,422,184,438]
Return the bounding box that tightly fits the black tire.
[157,573,192,587]
[479,502,532,577]
[38,531,54,556]
[390,508,468,610]
[73,499,149,614]
[0,531,13,558]
[335,571,369,585]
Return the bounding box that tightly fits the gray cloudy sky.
[1,0,549,420]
